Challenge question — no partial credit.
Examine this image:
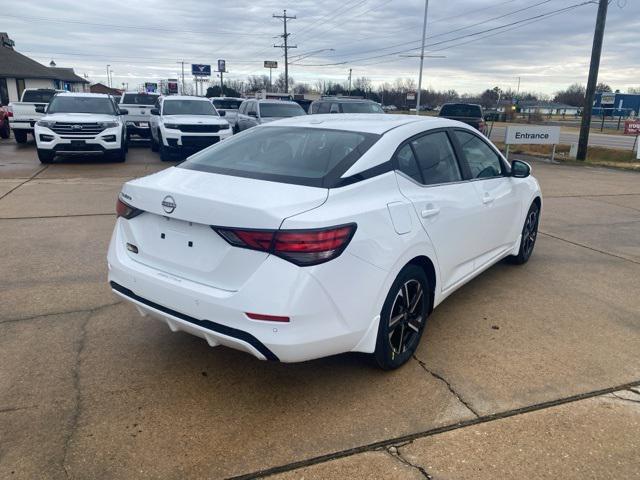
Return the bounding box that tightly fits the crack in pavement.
[413,355,480,418]
[0,164,49,201]
[386,444,432,479]
[538,231,640,265]
[229,379,640,480]
[0,301,122,326]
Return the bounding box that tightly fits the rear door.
[394,130,484,292]
[451,129,521,267]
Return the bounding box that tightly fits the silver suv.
[235,99,306,132]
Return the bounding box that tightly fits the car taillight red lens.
[6,110,13,118]
[116,198,143,219]
[214,224,357,266]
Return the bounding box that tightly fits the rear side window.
[180,126,379,187]
[411,132,462,185]
[22,90,57,103]
[121,93,159,105]
[396,144,421,183]
[453,130,503,179]
[440,104,482,118]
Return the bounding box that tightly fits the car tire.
[109,144,127,163]
[508,202,540,265]
[0,119,9,139]
[159,134,172,161]
[150,131,159,152]
[14,130,28,144]
[373,264,430,370]
[37,148,55,164]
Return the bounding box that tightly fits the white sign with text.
[505,125,561,145]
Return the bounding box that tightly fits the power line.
[291,1,595,67]
[291,0,368,43]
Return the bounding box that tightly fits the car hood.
[162,115,228,125]
[41,113,120,123]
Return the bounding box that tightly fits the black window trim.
[391,127,469,187]
[449,127,511,180]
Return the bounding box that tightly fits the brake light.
[6,108,13,117]
[214,224,357,266]
[116,197,143,219]
[245,312,290,322]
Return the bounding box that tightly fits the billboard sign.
[623,120,640,135]
[192,64,211,76]
[264,60,278,69]
[505,125,560,145]
[217,59,226,72]
[600,92,615,106]
[144,82,158,93]
[167,79,178,94]
[406,92,416,101]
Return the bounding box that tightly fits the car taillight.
[214,224,357,266]
[116,197,143,219]
[6,109,13,118]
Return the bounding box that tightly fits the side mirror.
[119,108,129,115]
[511,160,531,178]
[35,105,46,114]
[218,110,226,116]
[150,108,160,115]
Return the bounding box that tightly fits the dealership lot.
[1,138,639,479]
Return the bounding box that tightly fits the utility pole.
[577,0,608,161]
[415,0,429,115]
[348,68,352,96]
[177,61,186,95]
[273,9,296,94]
[106,65,111,88]
[516,76,521,96]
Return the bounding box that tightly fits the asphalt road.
[1,136,639,479]
[489,124,637,150]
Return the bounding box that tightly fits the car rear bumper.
[107,218,384,362]
[10,121,35,132]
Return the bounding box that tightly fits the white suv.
[34,92,127,163]
[149,96,231,161]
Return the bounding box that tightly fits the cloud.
[4,0,639,94]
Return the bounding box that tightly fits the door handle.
[421,206,440,218]
[482,193,495,205]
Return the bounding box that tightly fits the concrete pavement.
[1,137,639,479]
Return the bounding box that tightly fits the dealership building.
[593,92,640,116]
[0,32,88,105]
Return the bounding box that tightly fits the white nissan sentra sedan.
[108,114,541,369]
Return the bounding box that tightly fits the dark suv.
[309,97,384,114]
[438,103,486,134]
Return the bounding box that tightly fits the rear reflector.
[245,312,290,322]
[214,223,357,266]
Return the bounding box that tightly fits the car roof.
[55,92,111,98]
[315,97,377,103]
[163,95,210,101]
[122,91,159,95]
[266,113,458,135]
[250,99,299,104]
[210,97,243,100]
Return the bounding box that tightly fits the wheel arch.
[405,255,436,313]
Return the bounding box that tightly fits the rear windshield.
[341,102,384,114]
[163,100,217,115]
[121,93,159,105]
[180,126,379,187]
[260,103,306,118]
[212,99,243,110]
[22,90,58,103]
[46,96,116,115]
[440,104,483,117]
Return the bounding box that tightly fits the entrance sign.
[504,125,561,162]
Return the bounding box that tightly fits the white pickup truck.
[119,91,160,139]
[8,88,64,143]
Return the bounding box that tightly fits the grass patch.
[493,141,640,172]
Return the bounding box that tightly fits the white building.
[0,33,88,105]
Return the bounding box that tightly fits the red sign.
[624,120,640,135]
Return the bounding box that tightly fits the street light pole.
[415,0,429,115]
[106,65,111,88]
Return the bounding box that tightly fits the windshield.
[163,100,217,116]
[341,102,384,113]
[212,99,243,110]
[440,104,483,117]
[180,126,378,187]
[259,103,306,118]
[121,93,159,105]
[22,90,58,103]
[46,96,116,115]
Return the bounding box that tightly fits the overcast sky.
[4,0,639,95]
